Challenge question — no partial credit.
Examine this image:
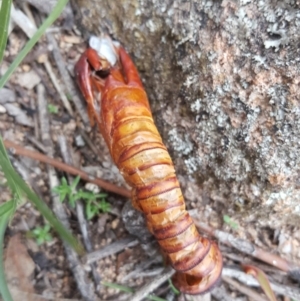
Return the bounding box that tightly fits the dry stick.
[3,139,131,198]
[225,252,288,277]
[57,135,101,287]
[43,59,74,116]
[222,276,268,301]
[21,2,35,26]
[122,257,162,282]
[30,95,40,140]
[85,237,139,265]
[33,62,57,99]
[18,5,74,117]
[46,32,90,127]
[25,135,47,153]
[194,220,300,276]
[130,267,175,301]
[10,3,37,38]
[131,268,165,279]
[37,83,97,301]
[223,268,300,300]
[11,158,43,210]
[78,128,100,157]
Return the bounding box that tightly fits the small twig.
[130,268,165,279]
[194,220,300,276]
[57,135,101,287]
[122,257,161,282]
[46,32,90,126]
[30,94,40,139]
[223,267,300,300]
[224,252,288,278]
[20,2,35,26]
[12,3,74,119]
[85,237,139,265]
[10,3,37,38]
[130,267,175,301]
[32,62,57,98]
[25,135,47,153]
[3,139,131,198]
[78,128,100,156]
[37,83,97,301]
[43,59,74,116]
[222,276,268,301]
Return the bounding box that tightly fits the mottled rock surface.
[71,0,300,228]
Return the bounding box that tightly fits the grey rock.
[0,88,16,104]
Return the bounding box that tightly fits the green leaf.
[32,224,53,245]
[85,198,110,220]
[68,195,77,208]
[0,0,12,64]
[70,175,81,192]
[52,177,71,202]
[98,199,110,213]
[47,104,59,114]
[76,190,95,200]
[223,214,239,230]
[53,176,82,207]
[85,199,98,220]
[0,200,14,301]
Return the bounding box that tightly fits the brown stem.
[3,139,131,198]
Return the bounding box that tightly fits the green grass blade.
[0,0,12,64]
[0,137,84,254]
[0,200,15,218]
[0,200,14,301]
[0,0,69,89]
[0,138,24,202]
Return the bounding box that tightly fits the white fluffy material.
[89,36,118,66]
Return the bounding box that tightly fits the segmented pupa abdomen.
[99,82,222,294]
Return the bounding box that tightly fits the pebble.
[85,182,100,193]
[75,134,85,147]
[15,69,41,90]
[22,64,31,72]
[0,88,16,104]
[0,104,6,113]
[111,218,119,230]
